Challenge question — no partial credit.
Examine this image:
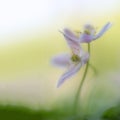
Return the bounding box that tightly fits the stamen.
[71,54,81,62]
[84,30,91,35]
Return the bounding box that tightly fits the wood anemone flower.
[79,22,112,43]
[52,29,89,87]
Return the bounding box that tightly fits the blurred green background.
[0,0,120,119]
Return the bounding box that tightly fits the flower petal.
[63,28,79,42]
[84,24,95,35]
[80,51,89,65]
[51,53,70,67]
[57,63,82,87]
[79,33,93,43]
[79,24,95,43]
[93,22,112,40]
[60,28,81,54]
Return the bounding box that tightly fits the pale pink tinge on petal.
[93,22,112,40]
[51,53,70,67]
[61,28,81,54]
[57,63,82,87]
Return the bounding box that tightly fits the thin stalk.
[74,43,90,114]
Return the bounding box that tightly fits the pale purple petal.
[63,28,79,42]
[93,22,112,40]
[60,28,81,54]
[57,63,82,87]
[80,51,89,65]
[79,33,93,43]
[51,53,70,67]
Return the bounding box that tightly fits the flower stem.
[74,43,90,114]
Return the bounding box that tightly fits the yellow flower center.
[71,54,81,62]
[84,30,91,35]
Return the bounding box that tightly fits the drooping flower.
[52,29,89,87]
[79,22,112,43]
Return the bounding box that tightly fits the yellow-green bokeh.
[0,0,120,110]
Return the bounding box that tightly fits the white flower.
[52,29,89,87]
[79,22,112,43]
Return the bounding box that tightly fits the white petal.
[51,53,70,67]
[80,51,89,65]
[57,63,82,87]
[93,22,112,40]
[60,28,81,54]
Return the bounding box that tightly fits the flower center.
[71,54,81,62]
[84,30,91,35]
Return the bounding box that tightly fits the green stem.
[74,43,90,114]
